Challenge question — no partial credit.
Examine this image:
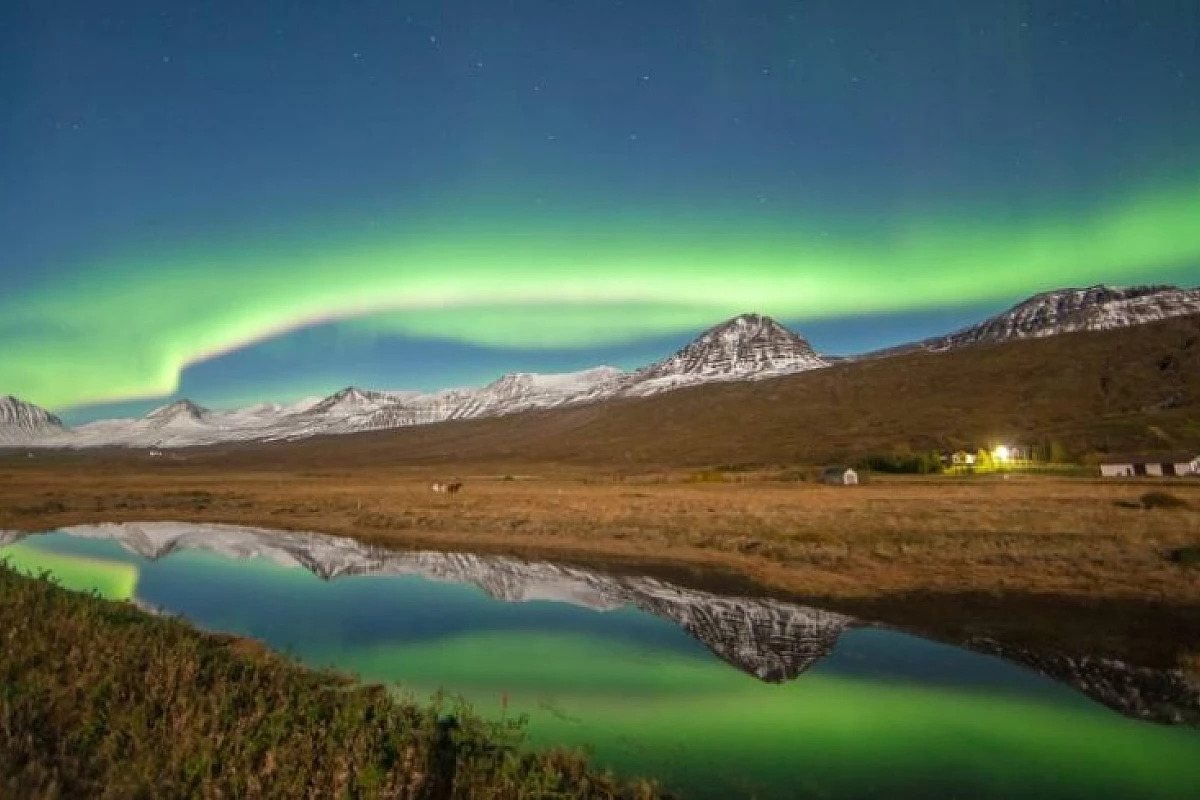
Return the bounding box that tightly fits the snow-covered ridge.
[903,284,1200,353]
[0,395,66,444]
[6,289,1197,449]
[2,522,854,682]
[3,314,829,448]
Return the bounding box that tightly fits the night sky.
[3,1,1199,419]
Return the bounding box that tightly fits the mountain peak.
[632,312,827,385]
[0,395,66,442]
[304,386,397,417]
[482,366,624,397]
[144,399,208,422]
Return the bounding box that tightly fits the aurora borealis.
[3,1,1199,415]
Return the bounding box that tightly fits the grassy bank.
[0,563,662,800]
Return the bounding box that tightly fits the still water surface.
[3,522,1199,799]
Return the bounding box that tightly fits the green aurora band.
[0,543,139,601]
[4,177,1200,410]
[331,635,1200,800]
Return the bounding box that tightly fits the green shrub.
[856,451,943,475]
[1168,546,1200,567]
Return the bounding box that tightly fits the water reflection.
[3,522,1200,800]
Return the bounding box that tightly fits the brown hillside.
[179,313,1200,469]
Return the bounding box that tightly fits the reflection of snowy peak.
[633,588,847,682]
[45,522,852,682]
[969,638,1200,726]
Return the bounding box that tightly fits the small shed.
[823,466,859,486]
[1099,453,1200,478]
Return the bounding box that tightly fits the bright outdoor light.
[994,445,1011,462]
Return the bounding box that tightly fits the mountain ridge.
[4,285,1199,450]
[0,395,66,444]
[873,284,1200,357]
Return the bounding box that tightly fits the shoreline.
[0,562,665,799]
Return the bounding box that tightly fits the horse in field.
[430,481,463,494]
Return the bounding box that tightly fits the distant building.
[823,466,859,485]
[1099,453,1200,478]
[949,451,977,467]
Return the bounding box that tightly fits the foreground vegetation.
[0,564,663,800]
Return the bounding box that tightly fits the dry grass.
[3,467,1198,602]
[3,464,1200,667]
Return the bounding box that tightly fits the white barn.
[1099,453,1200,478]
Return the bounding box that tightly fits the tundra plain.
[3,462,1198,673]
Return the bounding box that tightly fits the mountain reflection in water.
[3,522,1200,800]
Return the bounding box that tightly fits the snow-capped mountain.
[625,313,827,395]
[0,395,66,444]
[144,399,208,423]
[303,387,402,418]
[9,290,1195,450]
[908,285,1200,353]
[3,522,854,683]
[5,314,834,448]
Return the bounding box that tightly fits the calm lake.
[3,522,1199,799]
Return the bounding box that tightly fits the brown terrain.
[2,316,1200,673]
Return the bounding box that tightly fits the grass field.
[3,464,1199,672]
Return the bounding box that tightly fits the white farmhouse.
[1099,453,1200,478]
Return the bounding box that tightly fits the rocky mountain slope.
[890,284,1200,354]
[0,395,66,444]
[4,314,827,448]
[623,313,827,396]
[5,522,853,682]
[5,287,1198,450]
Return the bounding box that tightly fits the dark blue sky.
[3,0,1199,417]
